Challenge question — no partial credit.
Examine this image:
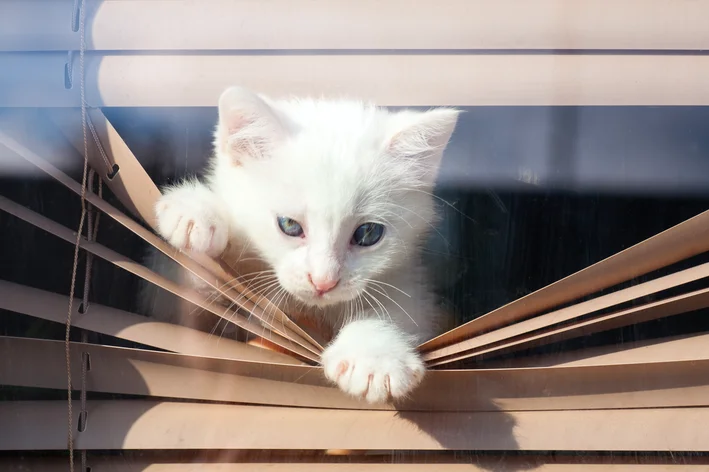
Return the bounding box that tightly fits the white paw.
[155,188,229,257]
[321,319,425,404]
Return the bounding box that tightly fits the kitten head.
[210,86,459,308]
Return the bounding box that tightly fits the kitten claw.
[183,219,194,250]
[155,190,229,257]
[335,361,349,380]
[321,319,425,404]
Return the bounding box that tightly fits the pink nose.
[308,274,339,295]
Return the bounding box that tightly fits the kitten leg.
[321,318,425,404]
[155,180,230,257]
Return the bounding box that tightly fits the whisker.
[244,276,279,295]
[363,278,412,298]
[187,291,222,318]
[245,280,281,323]
[220,240,255,272]
[251,280,282,308]
[255,285,286,339]
[354,293,365,321]
[266,286,290,340]
[367,286,418,327]
[242,274,282,324]
[272,288,291,335]
[386,201,450,248]
[216,303,241,345]
[375,213,410,257]
[349,297,357,325]
[234,240,253,265]
[362,289,392,324]
[359,289,381,320]
[214,269,277,292]
[210,297,239,337]
[404,187,478,224]
[242,271,278,285]
[233,257,270,264]
[188,269,278,322]
[378,209,413,230]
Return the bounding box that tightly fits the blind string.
[65,0,89,470]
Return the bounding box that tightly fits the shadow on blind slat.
[2,335,709,412]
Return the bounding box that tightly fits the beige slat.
[3,456,708,471]
[0,194,319,363]
[5,54,709,107]
[21,107,322,352]
[422,206,709,359]
[3,400,709,451]
[0,335,365,411]
[0,108,320,359]
[4,336,709,412]
[4,0,709,52]
[430,284,709,366]
[54,107,160,227]
[0,108,314,351]
[0,281,301,365]
[423,260,709,363]
[483,331,709,369]
[47,108,324,351]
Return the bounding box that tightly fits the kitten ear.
[385,108,460,184]
[215,86,286,165]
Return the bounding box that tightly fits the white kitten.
[142,86,459,403]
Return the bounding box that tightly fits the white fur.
[155,180,230,257]
[145,86,460,403]
[321,319,425,403]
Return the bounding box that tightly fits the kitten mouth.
[295,289,343,307]
[311,290,335,302]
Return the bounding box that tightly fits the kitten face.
[210,88,459,308]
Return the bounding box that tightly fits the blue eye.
[277,216,304,237]
[352,223,384,247]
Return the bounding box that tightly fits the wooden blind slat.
[0,110,323,357]
[0,282,302,365]
[3,0,709,52]
[3,457,708,471]
[3,336,709,412]
[483,331,709,369]
[5,455,707,471]
[430,285,709,366]
[422,205,709,358]
[4,54,709,107]
[0,336,362,411]
[0,194,318,363]
[2,400,709,451]
[423,260,709,363]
